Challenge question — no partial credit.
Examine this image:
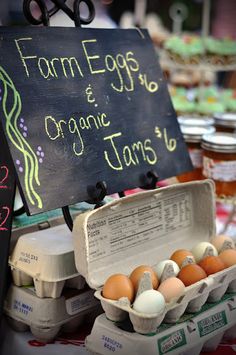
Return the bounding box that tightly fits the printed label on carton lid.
[66,289,98,315]
[197,310,227,337]
[158,328,187,355]
[87,191,192,265]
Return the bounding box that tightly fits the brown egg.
[178,264,207,286]
[210,235,235,252]
[129,265,159,292]
[198,256,226,275]
[170,249,195,268]
[102,274,134,302]
[219,249,236,267]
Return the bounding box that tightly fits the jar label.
[189,148,202,168]
[203,157,236,181]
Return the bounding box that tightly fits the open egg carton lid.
[9,224,79,283]
[73,180,216,290]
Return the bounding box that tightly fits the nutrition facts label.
[87,191,191,263]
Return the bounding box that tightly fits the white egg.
[155,260,180,279]
[191,242,218,263]
[133,289,165,314]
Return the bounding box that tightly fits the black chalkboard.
[0,27,192,215]
[0,124,15,319]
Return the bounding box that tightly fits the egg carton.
[4,284,101,343]
[72,180,236,334]
[11,269,86,299]
[85,293,236,355]
[9,224,85,298]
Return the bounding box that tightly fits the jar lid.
[178,116,214,127]
[201,132,236,152]
[214,113,236,128]
[180,125,216,143]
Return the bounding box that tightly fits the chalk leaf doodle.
[0,66,42,209]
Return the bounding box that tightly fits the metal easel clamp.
[86,181,107,209]
[23,0,95,27]
[119,170,159,198]
[139,170,159,190]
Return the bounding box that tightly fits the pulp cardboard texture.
[4,284,101,342]
[86,293,236,355]
[9,224,85,298]
[73,180,236,334]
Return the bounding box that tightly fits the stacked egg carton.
[71,180,236,349]
[4,223,100,342]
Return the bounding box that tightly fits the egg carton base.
[97,263,236,333]
[129,309,166,334]
[186,292,209,313]
[100,287,236,333]
[181,343,204,355]
[6,314,86,343]
[201,332,224,352]
[207,284,229,303]
[11,268,86,298]
[85,316,236,355]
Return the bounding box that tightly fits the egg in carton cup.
[9,224,86,298]
[72,180,236,335]
[4,284,101,342]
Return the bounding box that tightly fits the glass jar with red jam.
[213,113,236,133]
[201,133,236,197]
[177,125,215,182]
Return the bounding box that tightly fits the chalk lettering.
[103,132,123,170]
[45,116,61,140]
[0,166,9,189]
[123,145,137,166]
[15,38,37,77]
[82,39,106,75]
[105,54,124,93]
[139,73,158,93]
[68,117,84,156]
[45,112,110,157]
[126,51,139,71]
[86,84,96,103]
[163,128,177,152]
[15,38,84,79]
[60,57,83,78]
[38,57,55,79]
[116,54,134,91]
[144,139,158,164]
[104,133,158,170]
[0,206,10,231]
[105,52,139,93]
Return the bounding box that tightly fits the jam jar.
[214,113,236,133]
[178,116,214,127]
[177,125,215,182]
[201,132,236,197]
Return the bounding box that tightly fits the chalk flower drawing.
[0,66,42,209]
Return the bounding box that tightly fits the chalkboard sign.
[0,27,192,215]
[0,124,15,318]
